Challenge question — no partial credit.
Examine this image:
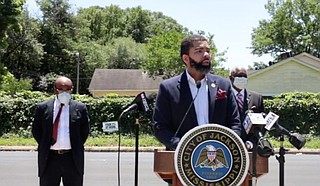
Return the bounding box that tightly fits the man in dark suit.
[153,35,241,151]
[229,66,264,148]
[32,76,90,186]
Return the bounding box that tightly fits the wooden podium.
[153,149,268,186]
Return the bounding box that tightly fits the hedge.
[264,92,320,136]
[0,91,319,137]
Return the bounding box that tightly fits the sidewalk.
[1,145,319,154]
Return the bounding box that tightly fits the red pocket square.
[216,89,227,100]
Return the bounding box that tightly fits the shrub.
[264,92,320,135]
[0,91,319,137]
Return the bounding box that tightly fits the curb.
[0,146,165,152]
[0,146,319,154]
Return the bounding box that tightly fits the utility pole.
[75,52,80,94]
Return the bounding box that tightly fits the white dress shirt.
[186,71,209,125]
[51,98,72,150]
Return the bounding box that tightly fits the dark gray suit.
[153,71,241,150]
[32,99,90,177]
[238,89,264,141]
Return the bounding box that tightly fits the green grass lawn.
[0,133,319,149]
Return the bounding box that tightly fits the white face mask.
[233,77,248,90]
[57,92,71,105]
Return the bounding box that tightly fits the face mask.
[233,77,248,90]
[58,92,71,105]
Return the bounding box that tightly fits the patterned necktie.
[236,93,244,110]
[52,103,64,145]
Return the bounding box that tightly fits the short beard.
[189,56,211,75]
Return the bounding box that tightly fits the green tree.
[251,0,320,59]
[71,40,113,94]
[0,0,25,49]
[72,5,191,91]
[75,5,187,44]
[76,5,127,44]
[0,71,32,93]
[141,30,186,79]
[148,11,186,36]
[35,72,58,93]
[126,6,151,43]
[0,0,26,82]
[36,0,77,78]
[107,37,147,69]
[142,31,227,79]
[248,61,269,70]
[0,10,43,80]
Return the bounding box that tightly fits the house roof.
[88,69,163,92]
[248,52,320,78]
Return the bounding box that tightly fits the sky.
[25,0,274,69]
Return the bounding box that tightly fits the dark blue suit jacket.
[32,99,90,176]
[153,71,241,150]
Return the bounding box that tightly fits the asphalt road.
[0,151,319,186]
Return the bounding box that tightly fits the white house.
[247,52,320,97]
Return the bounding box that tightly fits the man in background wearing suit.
[32,76,90,186]
[153,34,241,151]
[229,66,264,149]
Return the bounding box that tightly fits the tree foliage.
[0,10,43,80]
[107,37,147,69]
[36,0,78,77]
[0,0,26,49]
[248,61,269,70]
[0,0,26,80]
[251,0,320,59]
[141,31,228,79]
[0,71,32,93]
[141,30,186,79]
[35,72,58,93]
[1,1,226,93]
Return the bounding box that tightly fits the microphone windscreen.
[289,133,306,150]
[147,92,157,103]
[257,138,274,158]
[196,81,201,89]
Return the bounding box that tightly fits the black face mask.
[189,56,211,75]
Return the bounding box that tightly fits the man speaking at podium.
[153,34,241,151]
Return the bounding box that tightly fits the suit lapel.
[245,90,252,110]
[46,99,55,124]
[69,100,77,125]
[207,75,218,123]
[179,72,198,125]
[69,100,78,137]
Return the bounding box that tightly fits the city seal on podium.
[174,124,249,186]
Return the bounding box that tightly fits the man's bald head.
[54,76,73,94]
[229,66,247,77]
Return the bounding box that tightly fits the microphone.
[264,112,306,150]
[169,81,201,150]
[122,92,156,114]
[196,81,201,89]
[254,127,274,157]
[242,110,274,157]
[242,110,266,134]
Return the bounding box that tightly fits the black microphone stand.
[134,112,140,186]
[117,110,142,186]
[275,135,286,186]
[250,131,258,186]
